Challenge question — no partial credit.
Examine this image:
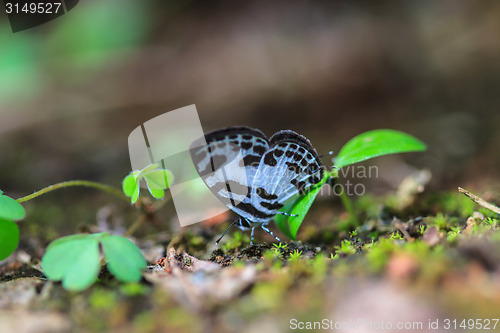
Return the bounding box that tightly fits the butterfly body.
[190,126,323,244]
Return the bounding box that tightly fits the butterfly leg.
[261,223,281,243]
[276,211,298,217]
[250,226,257,246]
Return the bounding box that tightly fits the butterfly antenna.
[277,211,298,217]
[318,151,334,158]
[215,219,239,245]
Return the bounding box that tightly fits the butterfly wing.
[250,130,323,219]
[190,126,271,221]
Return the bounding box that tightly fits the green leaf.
[123,165,173,203]
[0,218,20,260]
[144,169,174,199]
[144,169,173,189]
[122,172,140,204]
[46,232,107,250]
[275,173,330,240]
[335,129,427,169]
[101,236,147,283]
[0,194,26,220]
[42,235,101,291]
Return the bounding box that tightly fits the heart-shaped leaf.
[0,218,20,260]
[122,165,173,203]
[122,171,140,204]
[0,193,26,220]
[42,235,101,291]
[42,233,147,291]
[144,169,174,199]
[335,129,426,169]
[101,235,147,283]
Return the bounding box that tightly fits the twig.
[458,187,500,215]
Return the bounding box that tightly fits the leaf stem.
[330,168,358,228]
[124,216,145,237]
[339,189,358,227]
[16,180,128,204]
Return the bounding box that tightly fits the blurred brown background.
[1,0,499,206]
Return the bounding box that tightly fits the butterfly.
[189,126,324,245]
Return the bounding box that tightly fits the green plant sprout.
[270,242,288,257]
[334,239,357,257]
[484,217,498,228]
[0,163,170,291]
[288,250,303,261]
[389,232,404,240]
[275,129,426,240]
[446,226,462,243]
[272,242,288,251]
[122,164,174,204]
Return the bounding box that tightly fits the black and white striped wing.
[189,126,271,221]
[249,130,323,220]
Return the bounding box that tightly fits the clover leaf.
[0,218,20,260]
[122,164,174,204]
[101,235,147,282]
[0,191,26,220]
[0,191,26,260]
[122,171,140,203]
[42,233,147,291]
[42,235,101,290]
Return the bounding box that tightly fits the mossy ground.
[1,190,500,332]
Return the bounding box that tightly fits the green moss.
[89,288,118,310]
[288,250,303,261]
[120,282,149,296]
[222,231,250,252]
[334,239,356,256]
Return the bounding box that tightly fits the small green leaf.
[144,169,173,190]
[335,129,426,169]
[42,235,101,291]
[123,165,173,203]
[0,194,26,220]
[46,233,106,250]
[101,235,147,283]
[0,218,20,260]
[122,171,141,204]
[275,173,330,240]
[144,169,174,200]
